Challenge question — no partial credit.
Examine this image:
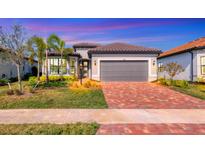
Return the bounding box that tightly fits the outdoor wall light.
[152,60,156,66]
[94,60,97,66]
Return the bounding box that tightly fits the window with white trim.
[158,62,164,72]
[201,56,205,75]
[49,58,67,75]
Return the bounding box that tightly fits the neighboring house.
[0,57,38,79]
[43,42,161,82]
[158,37,205,81]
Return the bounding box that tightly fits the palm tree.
[47,34,66,77]
[27,36,46,81]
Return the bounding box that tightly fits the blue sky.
[1,18,205,51]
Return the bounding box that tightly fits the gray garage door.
[100,61,148,81]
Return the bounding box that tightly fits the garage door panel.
[100,61,148,81]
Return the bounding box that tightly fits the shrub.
[40,81,67,88]
[14,89,23,96]
[165,80,172,86]
[197,77,205,83]
[83,79,92,88]
[70,79,101,89]
[158,78,167,85]
[175,80,189,88]
[40,75,77,82]
[6,89,14,95]
[0,78,9,86]
[158,78,189,88]
[28,76,37,87]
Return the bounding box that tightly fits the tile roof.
[159,37,205,58]
[73,42,101,48]
[88,43,161,55]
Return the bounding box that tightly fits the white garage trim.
[91,55,157,81]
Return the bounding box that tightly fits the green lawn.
[0,82,108,109]
[170,83,205,100]
[0,123,99,135]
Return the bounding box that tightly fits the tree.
[0,25,28,92]
[163,62,184,80]
[64,47,73,55]
[27,36,46,81]
[47,34,66,77]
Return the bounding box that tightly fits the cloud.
[62,34,183,46]
[25,20,179,33]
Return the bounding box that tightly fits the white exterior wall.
[158,52,192,81]
[0,59,37,79]
[75,48,89,59]
[91,54,158,81]
[158,49,205,81]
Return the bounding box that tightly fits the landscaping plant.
[0,25,29,93]
[47,34,73,78]
[163,62,184,81]
[70,78,101,89]
[27,36,46,81]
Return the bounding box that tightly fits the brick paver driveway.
[97,124,205,135]
[102,82,205,109]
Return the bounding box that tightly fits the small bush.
[158,78,167,85]
[158,78,189,88]
[70,79,101,89]
[40,75,77,82]
[83,79,92,88]
[14,89,23,96]
[197,77,205,83]
[0,78,9,86]
[6,89,14,95]
[63,76,78,82]
[40,81,67,88]
[28,76,37,87]
[175,80,189,88]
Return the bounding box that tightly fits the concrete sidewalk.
[0,109,205,124]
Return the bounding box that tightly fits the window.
[49,58,67,75]
[201,56,205,75]
[69,58,76,75]
[60,59,67,74]
[158,62,164,72]
[83,61,89,77]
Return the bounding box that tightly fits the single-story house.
[42,42,161,82]
[0,57,38,79]
[158,37,205,81]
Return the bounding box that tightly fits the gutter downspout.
[189,51,194,81]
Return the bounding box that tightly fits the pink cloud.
[63,35,183,46]
[25,21,179,33]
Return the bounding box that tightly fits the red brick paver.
[97,124,205,135]
[102,82,205,109]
